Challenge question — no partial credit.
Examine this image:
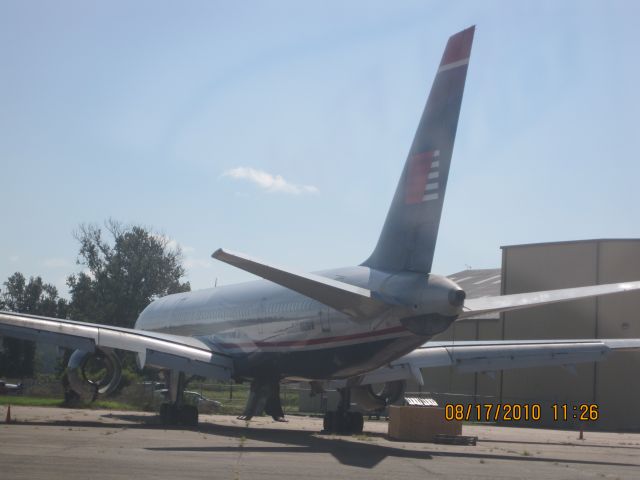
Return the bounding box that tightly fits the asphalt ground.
[1,406,640,479]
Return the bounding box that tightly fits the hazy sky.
[1,1,639,298]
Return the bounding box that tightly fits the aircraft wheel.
[323,411,335,432]
[160,403,178,425]
[336,412,349,433]
[180,405,199,426]
[348,412,364,434]
[323,410,362,434]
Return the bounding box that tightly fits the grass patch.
[0,395,64,407]
[0,395,136,411]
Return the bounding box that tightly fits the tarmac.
[2,405,640,480]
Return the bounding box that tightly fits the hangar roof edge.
[501,238,640,250]
[447,268,501,320]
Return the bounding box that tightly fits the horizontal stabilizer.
[459,281,640,319]
[212,249,388,318]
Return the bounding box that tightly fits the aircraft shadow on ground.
[11,414,640,469]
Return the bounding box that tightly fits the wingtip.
[211,248,224,259]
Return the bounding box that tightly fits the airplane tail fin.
[363,26,475,274]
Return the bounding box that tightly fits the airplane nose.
[448,289,466,307]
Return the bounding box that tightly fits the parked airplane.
[2,26,640,434]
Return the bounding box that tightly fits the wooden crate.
[388,405,462,442]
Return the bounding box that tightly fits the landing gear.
[238,378,287,422]
[323,410,364,434]
[158,371,199,427]
[322,388,364,434]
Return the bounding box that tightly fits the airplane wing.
[459,281,640,319]
[0,310,233,380]
[212,248,388,318]
[344,338,640,387]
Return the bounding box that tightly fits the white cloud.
[43,258,71,268]
[223,167,319,195]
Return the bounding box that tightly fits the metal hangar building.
[417,238,640,431]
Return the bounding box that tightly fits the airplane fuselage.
[135,267,462,381]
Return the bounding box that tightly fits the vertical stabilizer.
[363,26,474,273]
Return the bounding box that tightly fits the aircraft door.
[259,297,267,335]
[319,306,331,333]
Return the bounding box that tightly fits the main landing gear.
[238,378,287,422]
[322,388,364,434]
[158,371,199,427]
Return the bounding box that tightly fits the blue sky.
[1,1,639,298]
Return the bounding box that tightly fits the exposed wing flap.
[212,248,388,318]
[344,339,640,386]
[459,281,640,319]
[0,311,233,380]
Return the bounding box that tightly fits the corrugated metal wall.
[418,239,640,431]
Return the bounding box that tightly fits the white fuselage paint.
[134,266,459,381]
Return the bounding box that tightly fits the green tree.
[67,219,190,328]
[0,272,69,377]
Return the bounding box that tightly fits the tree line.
[0,220,191,378]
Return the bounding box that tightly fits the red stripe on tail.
[405,151,437,204]
[440,26,475,67]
